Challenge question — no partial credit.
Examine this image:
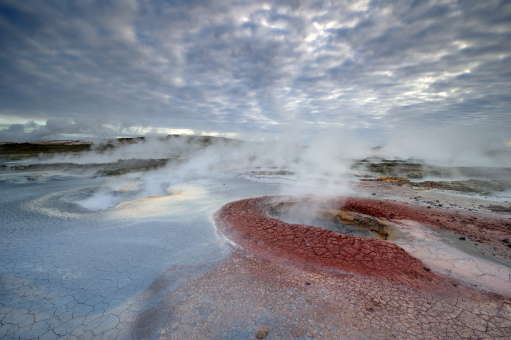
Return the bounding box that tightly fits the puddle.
[274,213,382,239]
[267,202,391,240]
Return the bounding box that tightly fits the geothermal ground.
[1,139,511,339]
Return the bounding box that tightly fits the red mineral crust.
[215,196,449,289]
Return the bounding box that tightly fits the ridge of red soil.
[215,196,449,289]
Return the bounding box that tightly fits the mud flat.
[209,195,511,338]
[140,250,511,339]
[352,158,511,180]
[2,149,511,339]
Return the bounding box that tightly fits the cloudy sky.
[0,0,510,142]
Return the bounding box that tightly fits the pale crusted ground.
[130,252,511,340]
[1,171,510,339]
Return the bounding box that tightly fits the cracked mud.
[1,160,511,339]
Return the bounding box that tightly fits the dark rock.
[255,325,270,339]
[487,205,511,213]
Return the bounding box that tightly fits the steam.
[380,123,511,167]
[49,128,372,213]
[157,128,372,197]
[12,123,511,214]
[35,136,208,164]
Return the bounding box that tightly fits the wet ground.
[1,154,511,339]
[0,170,281,339]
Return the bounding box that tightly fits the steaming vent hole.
[267,201,392,240]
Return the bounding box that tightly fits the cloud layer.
[0,0,510,142]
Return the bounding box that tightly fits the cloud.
[0,118,123,141]
[0,0,509,141]
[0,118,238,142]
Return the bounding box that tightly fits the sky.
[0,0,510,143]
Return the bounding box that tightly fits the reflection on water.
[270,210,382,239]
[110,183,208,219]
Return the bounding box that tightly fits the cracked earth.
[1,171,511,339]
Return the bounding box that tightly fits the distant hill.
[0,134,240,161]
